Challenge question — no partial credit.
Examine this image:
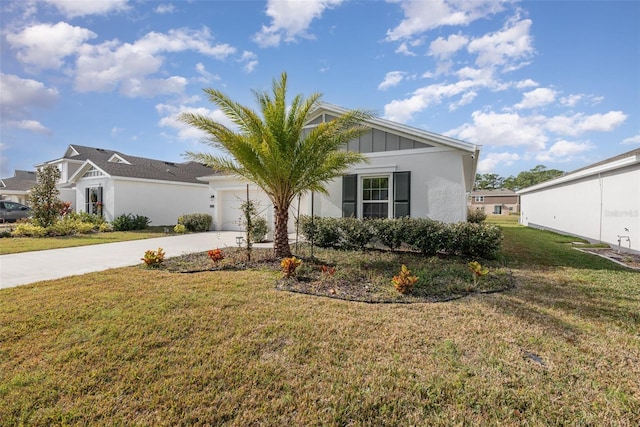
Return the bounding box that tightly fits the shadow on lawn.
[481,270,640,336]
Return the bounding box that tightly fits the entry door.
[493,205,502,214]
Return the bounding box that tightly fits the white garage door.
[218,188,271,231]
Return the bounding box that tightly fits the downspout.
[598,173,603,243]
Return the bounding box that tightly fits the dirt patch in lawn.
[577,248,640,271]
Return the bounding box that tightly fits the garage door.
[218,188,270,231]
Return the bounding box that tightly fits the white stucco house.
[199,103,480,231]
[519,148,640,253]
[36,145,215,226]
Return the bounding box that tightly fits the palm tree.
[180,72,371,258]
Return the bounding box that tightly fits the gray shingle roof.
[66,145,217,184]
[0,170,37,191]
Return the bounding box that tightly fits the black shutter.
[98,186,103,203]
[342,174,357,217]
[85,188,90,213]
[393,171,410,218]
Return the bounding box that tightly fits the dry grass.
[1,221,639,425]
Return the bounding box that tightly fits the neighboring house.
[469,189,520,215]
[36,145,215,226]
[0,170,37,204]
[198,103,480,231]
[519,148,640,253]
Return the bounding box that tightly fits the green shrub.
[12,223,47,237]
[467,207,487,223]
[177,213,212,232]
[250,216,268,243]
[371,217,408,250]
[404,218,450,256]
[99,222,113,232]
[68,212,105,226]
[338,217,375,250]
[0,229,12,238]
[112,213,151,231]
[449,222,503,259]
[173,224,186,234]
[299,216,341,248]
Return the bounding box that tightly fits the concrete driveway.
[0,231,275,290]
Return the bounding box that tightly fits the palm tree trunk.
[273,205,292,258]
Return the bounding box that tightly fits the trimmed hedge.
[112,213,151,231]
[177,213,212,232]
[299,216,503,259]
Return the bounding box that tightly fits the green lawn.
[1,221,638,425]
[0,227,172,255]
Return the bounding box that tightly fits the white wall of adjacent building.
[520,163,640,252]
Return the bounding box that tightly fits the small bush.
[338,217,375,250]
[68,212,105,226]
[112,213,151,231]
[177,213,212,232]
[0,229,12,238]
[299,216,341,248]
[371,217,407,250]
[281,256,302,278]
[46,217,96,236]
[404,218,451,256]
[392,264,418,294]
[12,223,47,237]
[250,216,268,243]
[450,222,503,259]
[208,248,225,265]
[467,207,487,223]
[173,224,186,234]
[141,247,165,267]
[99,222,113,233]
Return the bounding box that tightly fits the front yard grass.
[0,227,171,255]
[1,221,638,425]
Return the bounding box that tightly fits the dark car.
[0,201,31,223]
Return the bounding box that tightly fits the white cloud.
[449,90,477,111]
[428,33,468,59]
[194,63,220,84]
[239,51,258,73]
[74,28,235,95]
[535,140,594,162]
[514,87,556,110]
[6,21,97,70]
[156,103,237,141]
[386,0,509,41]
[477,151,520,173]
[5,119,52,135]
[155,4,176,14]
[515,79,538,89]
[545,111,627,136]
[253,0,343,48]
[42,0,129,18]
[383,67,497,122]
[467,17,534,72]
[0,74,58,132]
[622,134,640,145]
[384,79,477,122]
[395,42,416,56]
[448,110,548,151]
[378,71,407,90]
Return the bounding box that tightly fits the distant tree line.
[474,165,564,191]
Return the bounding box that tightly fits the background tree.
[474,173,505,190]
[180,72,371,258]
[502,165,564,191]
[28,165,61,227]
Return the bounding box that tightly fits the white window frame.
[360,174,392,219]
[474,195,484,202]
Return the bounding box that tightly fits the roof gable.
[307,102,478,154]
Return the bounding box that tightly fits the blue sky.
[1,0,638,179]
